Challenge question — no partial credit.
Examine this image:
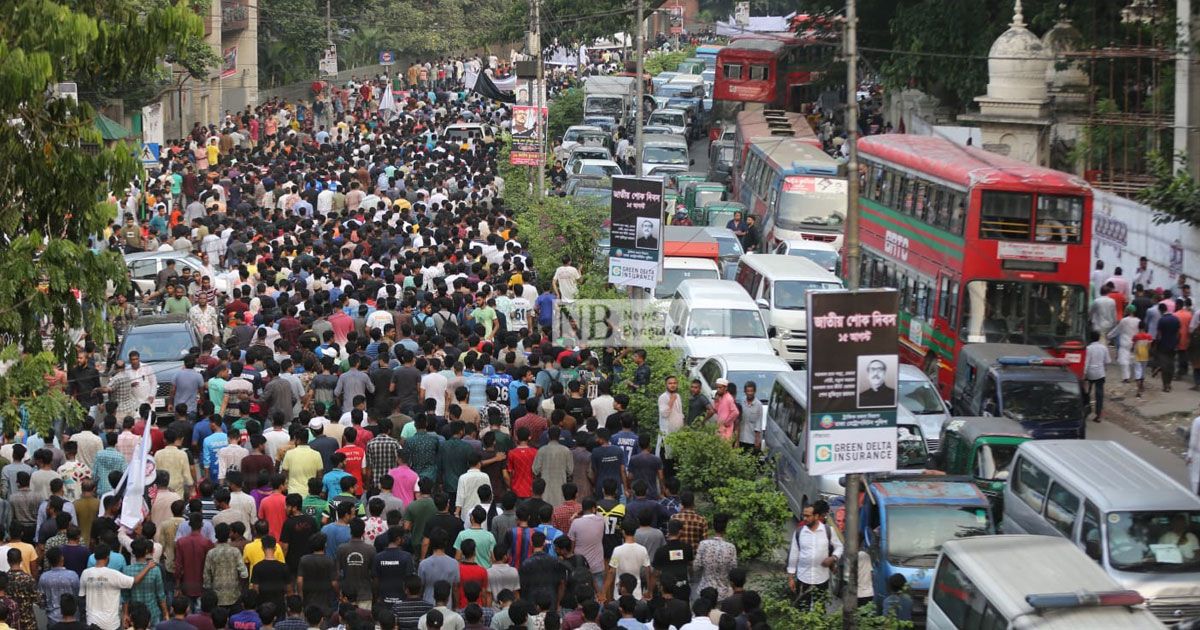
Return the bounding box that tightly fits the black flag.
[465,70,515,104]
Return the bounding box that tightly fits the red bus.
[854,134,1093,396]
[713,34,830,110]
[730,109,820,201]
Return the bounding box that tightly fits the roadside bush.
[513,186,608,279]
[664,424,759,490]
[645,46,697,76]
[711,477,791,560]
[757,575,914,630]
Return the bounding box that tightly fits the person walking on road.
[1084,331,1110,422]
[785,500,842,612]
[1155,304,1181,392]
[1109,305,1139,383]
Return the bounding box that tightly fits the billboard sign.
[608,176,665,290]
[805,289,900,475]
[508,105,546,166]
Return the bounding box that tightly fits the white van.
[1001,440,1200,625]
[665,279,773,369]
[657,257,720,299]
[640,134,691,176]
[734,254,842,368]
[444,123,486,146]
[928,536,1163,629]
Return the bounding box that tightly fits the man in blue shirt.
[321,502,354,556]
[535,287,556,329]
[611,414,640,466]
[201,416,228,480]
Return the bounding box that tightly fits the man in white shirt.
[678,598,720,630]
[79,545,156,630]
[785,501,843,611]
[553,256,581,302]
[1084,330,1110,423]
[124,351,157,411]
[419,358,450,416]
[655,377,683,458]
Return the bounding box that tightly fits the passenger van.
[640,134,691,177]
[1001,440,1200,625]
[951,343,1086,439]
[665,279,773,369]
[928,536,1164,629]
[734,254,842,367]
[763,372,933,515]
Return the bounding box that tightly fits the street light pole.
[534,0,546,198]
[842,0,862,628]
[634,0,645,177]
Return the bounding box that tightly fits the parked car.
[772,239,841,274]
[564,176,612,205]
[898,363,952,454]
[112,314,200,413]
[569,159,623,178]
[565,146,613,173]
[691,353,793,405]
[126,251,229,295]
[646,108,689,137]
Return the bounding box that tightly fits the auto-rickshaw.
[682,181,726,217]
[691,200,747,227]
[937,416,1032,519]
[666,171,707,191]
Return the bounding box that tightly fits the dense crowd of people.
[48,57,782,630]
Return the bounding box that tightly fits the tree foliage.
[797,0,1178,112]
[70,0,219,108]
[1137,151,1200,227]
[710,477,792,560]
[547,87,583,143]
[0,0,199,432]
[258,0,327,87]
[756,575,914,629]
[664,425,760,490]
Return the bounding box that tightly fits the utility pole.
[634,0,645,177]
[534,0,546,198]
[842,0,862,628]
[325,0,332,45]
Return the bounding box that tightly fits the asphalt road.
[1090,408,1191,486]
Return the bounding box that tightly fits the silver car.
[898,363,951,454]
[126,251,229,295]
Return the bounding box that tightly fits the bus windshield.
[1000,380,1083,422]
[961,280,1087,347]
[643,145,689,165]
[777,177,847,231]
[887,506,991,567]
[1105,511,1200,573]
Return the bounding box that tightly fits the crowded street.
[3,1,1200,630]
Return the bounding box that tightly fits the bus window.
[1036,195,1084,243]
[722,63,742,80]
[1012,457,1050,512]
[914,180,928,221]
[980,191,1033,240]
[749,64,769,81]
[961,280,1087,346]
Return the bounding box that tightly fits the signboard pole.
[842,2,862,626]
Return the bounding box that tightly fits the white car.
[561,125,606,151]
[641,125,675,136]
[126,251,229,295]
[647,108,689,137]
[897,363,951,454]
[772,239,842,275]
[566,146,612,173]
[692,353,794,405]
[570,159,623,178]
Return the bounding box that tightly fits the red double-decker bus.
[854,134,1093,397]
[713,34,830,110]
[730,109,821,200]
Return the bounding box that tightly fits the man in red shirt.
[504,427,537,498]
[457,538,489,609]
[329,306,354,345]
[174,513,215,600]
[337,427,366,494]
[513,400,548,445]
[257,474,288,539]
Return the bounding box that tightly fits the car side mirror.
[689,159,695,166]
[756,298,770,309]
[672,325,682,336]
[767,326,777,338]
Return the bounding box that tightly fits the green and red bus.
[854,134,1092,398]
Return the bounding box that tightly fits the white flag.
[117,430,153,529]
[379,83,397,119]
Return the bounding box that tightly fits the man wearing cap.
[713,379,739,443]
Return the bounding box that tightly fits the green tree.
[548,87,583,143]
[258,0,326,87]
[710,477,792,560]
[0,0,201,433]
[1137,151,1200,227]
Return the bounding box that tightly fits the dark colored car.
[113,314,200,413]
